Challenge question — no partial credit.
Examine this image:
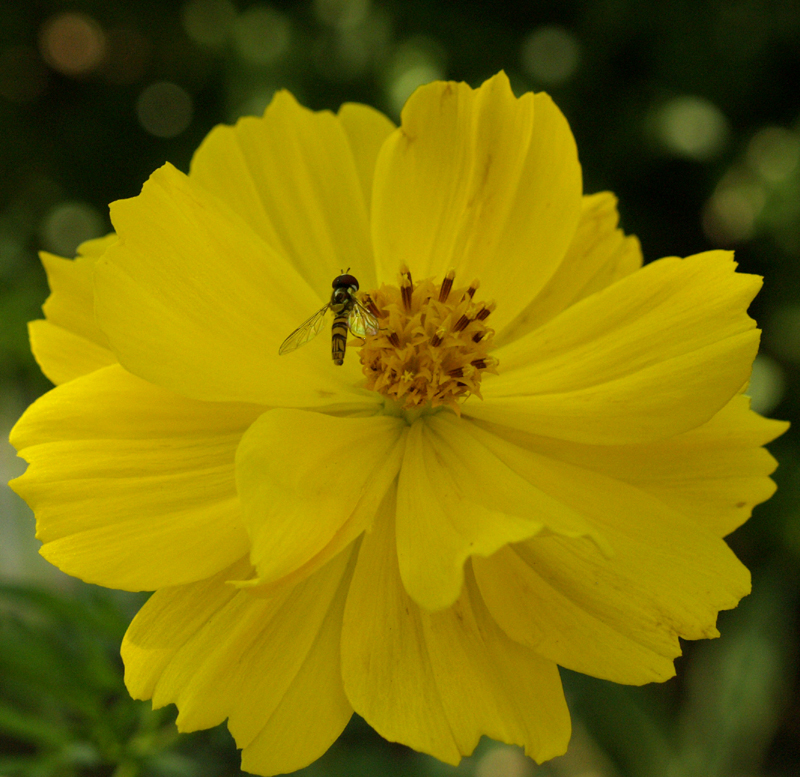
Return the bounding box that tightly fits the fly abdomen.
[331,314,349,365]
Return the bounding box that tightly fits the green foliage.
[0,584,240,777]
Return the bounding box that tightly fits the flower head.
[10,73,787,775]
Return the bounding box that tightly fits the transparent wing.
[278,304,329,355]
[348,299,380,338]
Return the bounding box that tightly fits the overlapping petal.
[467,251,761,444]
[236,409,406,590]
[372,71,582,331]
[31,235,117,384]
[342,493,571,765]
[123,549,355,776]
[396,413,607,611]
[621,395,786,535]
[497,191,642,345]
[474,394,785,539]
[189,91,387,293]
[9,364,261,590]
[461,421,751,679]
[95,162,377,407]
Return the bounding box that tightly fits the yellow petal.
[473,546,678,685]
[464,421,751,679]
[396,414,606,611]
[236,409,406,588]
[29,320,117,385]
[342,495,571,765]
[624,395,787,535]
[372,72,582,331]
[189,90,377,293]
[95,162,378,407]
[32,236,117,384]
[498,192,642,345]
[476,394,786,538]
[470,251,761,444]
[337,102,396,215]
[123,549,354,776]
[40,235,116,345]
[9,365,260,590]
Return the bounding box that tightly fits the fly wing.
[348,299,380,338]
[278,304,329,355]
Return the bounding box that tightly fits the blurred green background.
[1,0,799,775]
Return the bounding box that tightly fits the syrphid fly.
[278,272,380,365]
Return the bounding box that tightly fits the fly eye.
[334,273,359,290]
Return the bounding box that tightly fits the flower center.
[358,266,498,413]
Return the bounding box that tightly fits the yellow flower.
[10,73,787,775]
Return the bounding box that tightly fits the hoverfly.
[278,272,380,365]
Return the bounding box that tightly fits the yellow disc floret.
[358,266,498,413]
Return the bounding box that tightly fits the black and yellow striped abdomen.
[331,312,350,365]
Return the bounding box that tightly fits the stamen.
[400,265,413,311]
[363,293,382,319]
[453,313,471,332]
[476,300,495,320]
[430,326,446,348]
[439,269,455,302]
[358,270,497,413]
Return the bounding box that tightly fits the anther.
[363,294,382,319]
[465,279,480,299]
[358,269,497,413]
[476,300,495,321]
[439,270,455,302]
[430,326,446,348]
[453,313,471,332]
[449,364,476,378]
[400,265,414,311]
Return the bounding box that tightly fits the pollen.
[359,267,498,414]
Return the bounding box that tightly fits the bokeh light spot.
[388,64,444,114]
[314,0,370,29]
[182,0,237,49]
[229,87,280,122]
[475,745,532,777]
[702,171,765,245]
[136,82,194,138]
[40,202,104,257]
[39,12,106,77]
[520,25,580,86]
[748,354,786,416]
[386,39,446,116]
[232,5,291,65]
[747,126,800,183]
[656,95,729,161]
